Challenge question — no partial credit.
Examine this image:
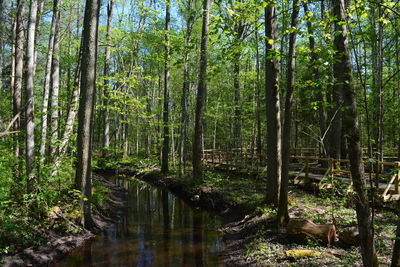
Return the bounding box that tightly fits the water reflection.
[53,178,222,266]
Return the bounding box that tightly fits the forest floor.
[1,157,397,266]
[118,159,398,267]
[0,175,128,267]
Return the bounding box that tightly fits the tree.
[161,0,171,173]
[25,0,39,190]
[277,0,299,226]
[265,1,281,205]
[178,0,196,175]
[13,0,25,163]
[49,0,62,157]
[193,0,210,179]
[102,0,114,156]
[75,0,100,230]
[332,0,378,265]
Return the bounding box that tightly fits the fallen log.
[287,218,336,245]
[338,226,359,246]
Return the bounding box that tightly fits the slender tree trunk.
[332,0,378,265]
[233,52,242,148]
[0,0,5,89]
[52,46,82,174]
[13,0,25,166]
[179,9,194,176]
[376,0,384,170]
[40,0,57,158]
[255,19,262,155]
[193,0,210,179]
[75,0,100,230]
[277,0,299,226]
[161,0,171,173]
[25,0,39,191]
[304,2,328,157]
[103,0,114,155]
[265,3,282,205]
[49,0,62,157]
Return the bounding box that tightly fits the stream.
[53,177,223,266]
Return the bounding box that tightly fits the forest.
[0,0,400,266]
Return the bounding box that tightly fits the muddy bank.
[0,175,128,267]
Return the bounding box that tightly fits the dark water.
[53,178,222,266]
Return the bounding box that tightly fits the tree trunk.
[40,0,57,158]
[265,3,282,205]
[52,46,82,174]
[25,0,39,191]
[255,18,262,155]
[233,52,241,148]
[0,0,5,89]
[13,0,25,163]
[332,0,378,265]
[304,2,328,158]
[277,0,299,226]
[102,0,114,155]
[179,6,194,176]
[193,0,210,179]
[391,201,400,267]
[161,0,171,173]
[75,0,100,230]
[48,0,62,157]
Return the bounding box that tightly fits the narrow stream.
[53,178,223,266]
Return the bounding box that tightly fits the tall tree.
[48,0,62,157]
[178,0,195,175]
[13,0,25,167]
[39,0,57,158]
[265,1,281,205]
[75,0,100,230]
[25,0,39,190]
[277,0,299,226]
[102,0,114,156]
[193,0,210,179]
[0,0,5,88]
[161,0,171,173]
[332,0,378,265]
[303,2,328,157]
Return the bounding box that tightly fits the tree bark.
[277,0,299,226]
[0,0,5,89]
[13,0,25,163]
[255,18,262,155]
[102,0,114,155]
[25,0,39,191]
[48,0,62,157]
[75,0,100,230]
[40,0,57,158]
[265,3,282,205]
[304,2,328,158]
[161,0,171,173]
[179,3,194,175]
[193,0,210,179]
[332,0,378,265]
